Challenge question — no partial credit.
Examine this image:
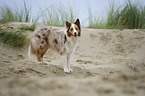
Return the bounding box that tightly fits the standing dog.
[28,19,81,73]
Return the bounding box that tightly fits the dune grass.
[42,5,78,27]
[86,6,106,29]
[0,0,35,47]
[0,0,144,48]
[106,0,145,29]
[0,30,28,47]
[18,24,36,31]
[0,0,144,29]
[0,0,32,23]
[87,0,145,29]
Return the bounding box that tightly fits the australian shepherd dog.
[28,19,81,73]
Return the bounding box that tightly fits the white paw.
[38,61,48,65]
[38,62,43,64]
[43,61,49,64]
[64,68,70,73]
[69,68,73,72]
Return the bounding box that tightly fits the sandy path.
[0,23,145,96]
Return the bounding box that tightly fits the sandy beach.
[0,22,145,96]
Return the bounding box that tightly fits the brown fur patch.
[47,29,51,34]
[75,19,81,36]
[67,27,74,37]
[64,35,67,44]
[78,31,81,37]
[75,25,81,37]
[74,19,81,30]
[66,21,71,28]
[53,39,58,44]
[60,52,62,55]
[36,35,41,39]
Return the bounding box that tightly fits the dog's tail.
[28,43,35,58]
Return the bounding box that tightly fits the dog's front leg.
[67,54,73,72]
[61,54,70,73]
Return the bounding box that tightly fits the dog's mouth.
[73,32,78,37]
[73,35,78,38]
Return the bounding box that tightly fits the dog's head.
[66,19,81,38]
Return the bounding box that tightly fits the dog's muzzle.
[73,32,78,37]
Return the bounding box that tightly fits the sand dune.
[0,22,145,96]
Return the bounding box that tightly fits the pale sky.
[0,0,144,26]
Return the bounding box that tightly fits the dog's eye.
[71,28,73,31]
[75,28,78,31]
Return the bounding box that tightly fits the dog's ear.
[74,19,81,30]
[66,21,71,28]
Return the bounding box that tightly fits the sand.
[0,22,145,96]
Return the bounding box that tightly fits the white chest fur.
[66,37,78,55]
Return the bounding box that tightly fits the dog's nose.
[74,32,77,36]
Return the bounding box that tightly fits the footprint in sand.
[76,60,93,64]
[17,55,25,59]
[13,68,47,77]
[1,60,11,63]
[90,33,97,40]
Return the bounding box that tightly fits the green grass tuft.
[106,0,145,29]
[0,30,28,47]
[18,24,36,31]
[42,4,78,26]
[86,6,105,29]
[87,0,145,29]
[0,0,144,29]
[0,0,32,23]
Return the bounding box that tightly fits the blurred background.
[0,1,145,96]
[0,0,145,28]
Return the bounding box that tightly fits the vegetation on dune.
[0,0,36,48]
[18,24,36,31]
[42,5,78,27]
[0,0,144,48]
[87,0,145,29]
[0,30,28,47]
[0,0,144,29]
[0,0,32,23]
[86,6,106,29]
[106,0,145,29]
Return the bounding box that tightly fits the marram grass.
[0,0,32,23]
[106,0,145,29]
[0,30,28,47]
[0,0,144,29]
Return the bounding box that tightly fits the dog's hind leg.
[39,51,48,64]
[37,53,42,62]
[36,50,43,63]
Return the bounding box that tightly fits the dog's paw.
[69,68,73,72]
[38,61,48,65]
[38,62,43,64]
[64,68,70,73]
[43,61,49,65]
